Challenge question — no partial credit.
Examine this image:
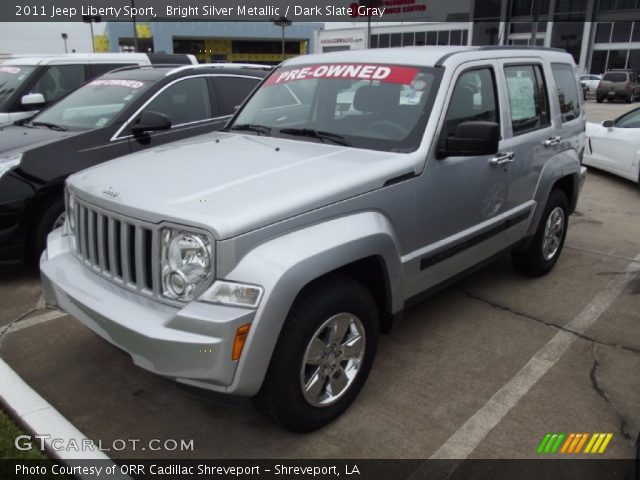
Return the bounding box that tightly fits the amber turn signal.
[232,324,251,361]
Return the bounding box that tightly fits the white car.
[584,107,640,185]
[580,74,601,96]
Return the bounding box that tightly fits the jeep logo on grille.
[102,187,120,198]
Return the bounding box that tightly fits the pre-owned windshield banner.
[264,64,420,85]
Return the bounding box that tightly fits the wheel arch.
[221,211,403,397]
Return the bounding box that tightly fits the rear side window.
[551,63,580,123]
[504,64,550,135]
[602,72,627,82]
[30,65,85,103]
[89,64,136,79]
[213,76,260,116]
[444,68,498,135]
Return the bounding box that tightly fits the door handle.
[490,152,515,166]
[544,136,562,147]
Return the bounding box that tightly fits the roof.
[2,53,153,66]
[284,46,574,68]
[101,64,269,82]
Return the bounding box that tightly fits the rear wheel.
[512,189,569,277]
[596,96,604,103]
[626,94,633,104]
[253,275,379,433]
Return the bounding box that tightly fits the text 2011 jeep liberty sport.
[41,47,587,432]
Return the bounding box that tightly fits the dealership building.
[98,0,640,73]
[98,22,323,64]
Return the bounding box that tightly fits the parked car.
[596,70,640,103]
[579,74,601,96]
[0,63,267,265]
[0,53,197,126]
[584,106,640,185]
[41,46,586,433]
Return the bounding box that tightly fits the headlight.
[0,153,22,180]
[161,228,212,301]
[200,281,263,309]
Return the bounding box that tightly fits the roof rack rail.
[107,64,186,74]
[478,45,567,53]
[164,63,273,76]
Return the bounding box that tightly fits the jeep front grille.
[72,197,159,297]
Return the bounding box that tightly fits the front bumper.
[579,165,587,190]
[40,230,255,394]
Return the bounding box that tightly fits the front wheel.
[253,275,379,433]
[512,189,569,277]
[31,197,65,261]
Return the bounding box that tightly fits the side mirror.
[21,93,45,108]
[131,111,171,136]
[602,120,614,128]
[438,121,500,158]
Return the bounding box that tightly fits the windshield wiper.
[30,121,67,132]
[229,123,271,136]
[278,128,350,146]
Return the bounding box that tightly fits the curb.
[0,358,130,479]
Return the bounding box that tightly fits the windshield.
[32,77,153,130]
[231,63,441,152]
[0,65,36,106]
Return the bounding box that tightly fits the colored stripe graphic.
[540,433,614,454]
[574,433,589,453]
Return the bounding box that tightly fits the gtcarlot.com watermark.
[15,434,194,452]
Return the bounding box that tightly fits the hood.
[0,124,78,156]
[69,132,415,239]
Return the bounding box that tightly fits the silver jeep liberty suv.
[41,46,587,432]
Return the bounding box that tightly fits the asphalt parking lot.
[1,101,639,460]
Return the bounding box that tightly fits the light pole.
[273,16,292,60]
[61,33,68,53]
[82,15,101,53]
[131,0,140,53]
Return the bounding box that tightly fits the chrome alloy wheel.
[300,313,366,407]
[542,206,565,261]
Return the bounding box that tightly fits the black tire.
[511,189,569,277]
[31,197,65,261]
[596,96,604,103]
[253,275,379,433]
[626,94,633,104]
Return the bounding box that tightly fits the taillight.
[626,82,631,90]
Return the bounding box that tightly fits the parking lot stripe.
[429,253,640,460]
[0,358,132,479]
[5,309,67,334]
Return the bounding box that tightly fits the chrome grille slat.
[71,196,156,297]
[121,223,132,285]
[78,205,86,258]
[135,225,146,291]
[107,218,118,277]
[97,213,107,271]
[87,210,97,266]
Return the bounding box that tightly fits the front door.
[409,62,510,297]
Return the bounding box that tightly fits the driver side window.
[444,68,498,136]
[615,109,640,128]
[142,78,211,126]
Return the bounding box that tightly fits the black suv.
[0,64,268,265]
[596,70,640,103]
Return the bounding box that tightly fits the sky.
[0,22,106,54]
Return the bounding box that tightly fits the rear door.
[496,60,555,212]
